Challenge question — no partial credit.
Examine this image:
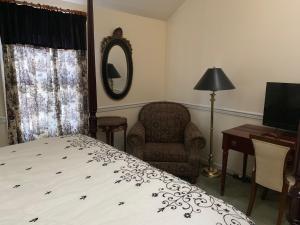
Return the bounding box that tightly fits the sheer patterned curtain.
[3,45,88,143]
[0,2,88,144]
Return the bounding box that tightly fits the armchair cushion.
[143,143,187,162]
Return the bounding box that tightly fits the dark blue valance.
[0,2,86,50]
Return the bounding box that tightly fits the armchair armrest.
[184,122,206,149]
[184,122,206,163]
[127,121,145,159]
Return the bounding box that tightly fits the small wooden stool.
[98,116,127,151]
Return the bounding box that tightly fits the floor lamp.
[194,67,235,178]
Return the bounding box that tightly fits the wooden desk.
[220,124,296,196]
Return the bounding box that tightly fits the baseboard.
[199,156,253,178]
[199,157,237,176]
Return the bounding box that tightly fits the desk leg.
[105,131,111,145]
[111,132,114,147]
[124,126,127,152]
[243,153,248,181]
[221,148,229,196]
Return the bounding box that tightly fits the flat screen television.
[263,82,300,132]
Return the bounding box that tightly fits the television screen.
[263,82,300,131]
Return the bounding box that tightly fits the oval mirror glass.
[106,46,128,94]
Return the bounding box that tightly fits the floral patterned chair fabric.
[127,102,206,183]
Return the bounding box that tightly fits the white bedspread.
[0,135,254,225]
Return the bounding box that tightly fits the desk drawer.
[223,134,254,155]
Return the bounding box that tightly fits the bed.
[0,135,254,225]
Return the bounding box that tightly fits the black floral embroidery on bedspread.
[65,135,254,225]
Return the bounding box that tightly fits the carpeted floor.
[195,173,289,225]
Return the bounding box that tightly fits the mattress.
[0,135,254,225]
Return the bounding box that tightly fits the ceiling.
[63,0,186,20]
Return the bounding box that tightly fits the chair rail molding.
[97,101,156,113]
[97,100,263,120]
[179,102,263,120]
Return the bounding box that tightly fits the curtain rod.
[0,0,86,16]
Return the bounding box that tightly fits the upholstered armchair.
[127,102,206,183]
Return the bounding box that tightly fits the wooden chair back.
[250,134,292,192]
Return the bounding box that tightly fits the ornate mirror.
[101,28,133,100]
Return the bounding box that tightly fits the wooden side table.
[98,116,128,151]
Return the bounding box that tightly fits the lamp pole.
[209,91,215,171]
[202,91,221,177]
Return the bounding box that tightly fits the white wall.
[166,0,300,175]
[0,0,167,147]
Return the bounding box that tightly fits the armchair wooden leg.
[190,176,197,184]
[261,188,268,200]
[110,132,114,146]
[277,183,288,225]
[247,171,257,216]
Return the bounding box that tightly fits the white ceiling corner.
[62,0,186,20]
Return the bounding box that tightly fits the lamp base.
[202,166,221,178]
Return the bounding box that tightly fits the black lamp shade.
[107,63,121,79]
[194,68,235,91]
